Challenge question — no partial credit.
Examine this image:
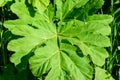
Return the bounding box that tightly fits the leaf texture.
[4,0,113,80]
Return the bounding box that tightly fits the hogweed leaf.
[4,1,93,79]
[4,0,113,79]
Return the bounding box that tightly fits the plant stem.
[1,7,7,66]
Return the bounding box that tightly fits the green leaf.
[4,1,93,79]
[79,44,109,66]
[95,67,114,80]
[0,0,5,7]
[58,16,112,66]
[87,15,113,24]
[4,18,56,65]
[118,46,120,50]
[55,0,89,20]
[10,1,32,20]
[4,1,56,66]
[29,39,58,77]
[28,0,50,13]
[83,0,104,15]
[0,0,12,7]
[45,4,54,21]
[30,43,92,80]
[4,0,113,79]
[91,0,104,9]
[54,0,105,21]
[60,43,93,80]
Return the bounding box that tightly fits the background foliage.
[0,0,120,80]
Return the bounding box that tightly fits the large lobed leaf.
[4,0,113,80]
